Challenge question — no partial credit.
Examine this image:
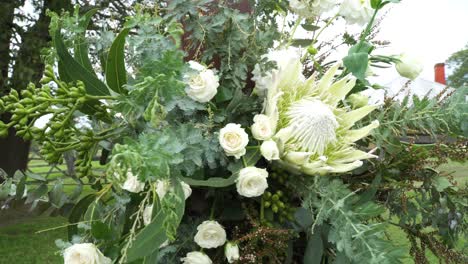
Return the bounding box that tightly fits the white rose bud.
[63,243,111,264]
[339,0,373,26]
[122,171,145,193]
[260,140,280,161]
[251,114,274,140]
[143,204,153,226]
[181,251,213,264]
[219,123,249,159]
[184,61,219,103]
[225,242,240,263]
[396,54,424,80]
[194,220,227,249]
[236,167,269,198]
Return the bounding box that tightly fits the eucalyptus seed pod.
[21,90,33,98]
[44,65,54,78]
[19,117,28,126]
[10,89,19,100]
[40,76,52,84]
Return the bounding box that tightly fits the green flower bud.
[272,205,279,213]
[348,93,369,109]
[264,201,271,208]
[276,190,283,197]
[272,194,279,201]
[40,76,52,84]
[44,65,54,77]
[278,201,285,208]
[307,45,318,55]
[265,191,272,199]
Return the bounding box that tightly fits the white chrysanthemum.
[260,52,379,175]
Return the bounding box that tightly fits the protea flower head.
[256,48,379,175]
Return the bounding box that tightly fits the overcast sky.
[375,0,468,81]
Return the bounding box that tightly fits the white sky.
[375,0,468,82]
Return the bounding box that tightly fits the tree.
[0,0,142,177]
[446,43,468,88]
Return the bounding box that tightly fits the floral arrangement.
[0,0,466,263]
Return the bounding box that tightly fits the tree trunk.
[0,0,71,177]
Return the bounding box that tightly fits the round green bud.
[307,45,318,55]
[264,201,271,208]
[265,192,272,198]
[272,205,279,213]
[278,201,285,208]
[272,194,279,201]
[276,190,283,197]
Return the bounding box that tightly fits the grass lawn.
[0,160,466,263]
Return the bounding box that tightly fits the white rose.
[289,0,311,17]
[251,114,274,140]
[184,61,219,103]
[181,251,213,264]
[236,167,269,197]
[194,220,227,249]
[225,242,240,263]
[260,140,280,161]
[156,180,192,200]
[122,171,145,193]
[339,0,373,26]
[396,54,423,80]
[63,243,111,264]
[219,123,249,159]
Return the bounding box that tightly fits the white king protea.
[256,49,379,175]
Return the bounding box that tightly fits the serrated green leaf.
[106,28,129,94]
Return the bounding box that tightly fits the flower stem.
[260,196,265,223]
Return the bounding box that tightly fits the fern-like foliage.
[303,177,406,264]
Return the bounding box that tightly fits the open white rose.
[339,0,373,26]
[251,114,274,140]
[184,61,219,103]
[225,242,240,263]
[236,167,269,197]
[122,171,145,193]
[194,220,227,249]
[396,54,423,80]
[156,180,192,200]
[181,251,213,264]
[260,140,280,161]
[63,243,111,264]
[219,123,249,159]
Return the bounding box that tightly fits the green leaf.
[14,170,26,199]
[304,228,323,264]
[74,9,99,73]
[25,172,46,182]
[126,210,168,262]
[294,207,314,230]
[343,52,369,80]
[433,176,452,192]
[49,181,66,208]
[68,194,95,240]
[348,42,374,55]
[91,221,112,240]
[180,172,238,188]
[126,180,185,262]
[54,29,110,96]
[25,184,48,204]
[301,24,320,31]
[291,38,313,47]
[105,28,130,94]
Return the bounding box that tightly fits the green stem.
[286,16,303,47]
[210,195,217,220]
[355,7,379,53]
[260,196,265,223]
[85,95,118,101]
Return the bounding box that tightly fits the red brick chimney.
[434,63,446,85]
